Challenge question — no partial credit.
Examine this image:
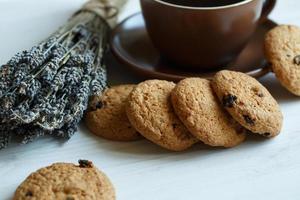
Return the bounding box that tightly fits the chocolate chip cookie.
[126,80,198,151]
[13,160,115,200]
[171,78,246,147]
[85,85,140,141]
[212,70,283,137]
[265,25,300,96]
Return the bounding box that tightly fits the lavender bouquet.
[0,0,127,149]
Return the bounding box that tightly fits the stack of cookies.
[85,70,283,151]
[85,23,300,151]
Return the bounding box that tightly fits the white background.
[0,0,300,199]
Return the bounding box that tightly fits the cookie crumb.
[78,160,93,168]
[222,94,237,108]
[293,55,300,65]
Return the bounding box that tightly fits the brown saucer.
[110,13,277,81]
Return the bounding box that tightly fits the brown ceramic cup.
[140,0,276,70]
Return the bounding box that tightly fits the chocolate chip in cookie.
[95,101,104,109]
[25,191,33,197]
[243,115,255,126]
[222,94,237,108]
[293,55,300,65]
[263,132,271,137]
[79,159,93,168]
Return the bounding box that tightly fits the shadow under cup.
[140,0,274,70]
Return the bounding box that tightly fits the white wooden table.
[0,0,299,199]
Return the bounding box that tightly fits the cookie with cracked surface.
[171,78,246,147]
[126,80,198,151]
[212,70,283,138]
[85,85,141,141]
[13,160,115,200]
[265,25,300,96]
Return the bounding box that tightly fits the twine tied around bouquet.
[76,0,124,27]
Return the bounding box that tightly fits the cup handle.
[259,0,277,23]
